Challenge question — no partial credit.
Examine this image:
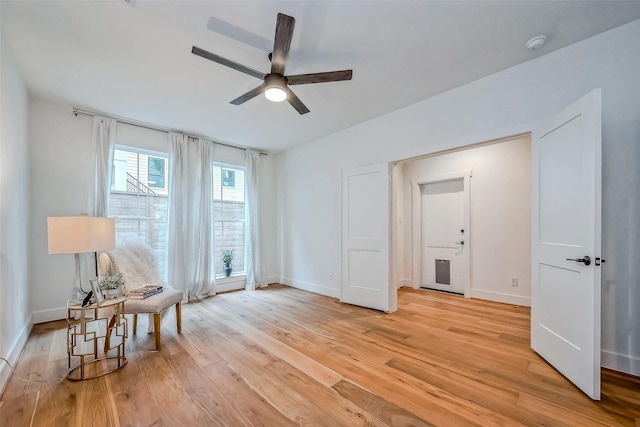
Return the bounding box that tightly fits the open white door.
[341,163,395,312]
[531,89,602,399]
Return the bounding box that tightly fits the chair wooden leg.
[154,313,161,350]
[176,302,182,334]
[133,314,138,334]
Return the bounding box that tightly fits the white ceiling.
[3,1,640,153]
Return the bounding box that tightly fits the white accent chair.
[98,245,182,350]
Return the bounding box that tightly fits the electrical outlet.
[511,277,518,287]
[329,273,334,281]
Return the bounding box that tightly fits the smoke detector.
[525,35,547,50]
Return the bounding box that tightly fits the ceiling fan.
[192,13,353,115]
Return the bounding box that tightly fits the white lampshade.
[47,215,115,254]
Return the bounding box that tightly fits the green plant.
[222,250,234,268]
[99,271,124,290]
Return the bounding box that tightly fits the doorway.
[394,134,532,307]
[418,173,470,295]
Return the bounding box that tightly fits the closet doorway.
[394,134,532,307]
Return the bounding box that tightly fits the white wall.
[28,97,279,321]
[259,154,279,284]
[276,20,640,375]
[400,136,531,306]
[0,33,31,393]
[29,97,95,322]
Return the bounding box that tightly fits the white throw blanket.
[98,245,166,295]
[98,245,169,332]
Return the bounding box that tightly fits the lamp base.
[74,253,89,294]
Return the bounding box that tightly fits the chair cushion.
[124,288,183,314]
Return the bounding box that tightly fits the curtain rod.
[72,107,268,156]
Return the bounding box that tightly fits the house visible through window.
[148,157,166,189]
[212,164,245,277]
[110,147,169,279]
[222,169,235,187]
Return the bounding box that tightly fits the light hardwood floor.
[1,285,639,426]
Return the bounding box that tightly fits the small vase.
[223,267,232,277]
[106,288,119,299]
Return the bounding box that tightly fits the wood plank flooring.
[1,285,639,426]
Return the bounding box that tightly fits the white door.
[411,171,471,297]
[421,179,467,294]
[531,89,602,400]
[341,163,395,312]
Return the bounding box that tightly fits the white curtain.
[79,116,115,293]
[245,149,263,290]
[91,116,116,217]
[168,133,215,300]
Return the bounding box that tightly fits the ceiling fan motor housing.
[265,73,288,87]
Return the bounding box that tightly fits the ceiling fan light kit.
[265,87,287,102]
[264,73,288,102]
[192,13,353,114]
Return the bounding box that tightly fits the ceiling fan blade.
[192,46,265,80]
[285,87,310,115]
[206,17,272,52]
[287,70,353,85]
[271,13,295,75]
[230,85,265,105]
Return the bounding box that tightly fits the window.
[110,147,169,279]
[222,169,235,187]
[212,164,245,277]
[147,157,166,189]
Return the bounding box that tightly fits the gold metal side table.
[66,297,128,381]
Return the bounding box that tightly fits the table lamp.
[47,215,115,293]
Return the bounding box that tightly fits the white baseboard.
[1,314,34,395]
[263,275,280,285]
[33,307,66,324]
[279,276,340,299]
[397,279,413,289]
[602,349,640,377]
[470,289,531,307]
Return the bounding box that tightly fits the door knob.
[566,255,591,266]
